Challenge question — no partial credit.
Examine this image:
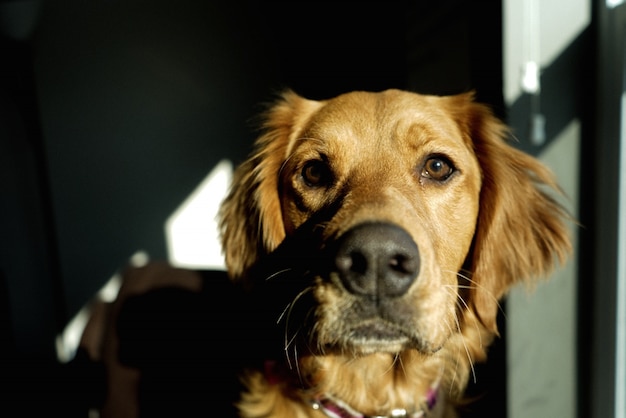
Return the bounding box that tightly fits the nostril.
[389,254,414,275]
[336,251,369,277]
[383,252,419,297]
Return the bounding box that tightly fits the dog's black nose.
[334,222,420,299]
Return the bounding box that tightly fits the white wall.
[504,0,591,104]
[507,122,580,417]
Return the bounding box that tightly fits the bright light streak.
[55,271,123,363]
[165,159,233,269]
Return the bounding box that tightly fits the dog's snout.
[334,223,420,298]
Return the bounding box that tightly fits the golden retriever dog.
[91,88,571,418]
[216,89,572,418]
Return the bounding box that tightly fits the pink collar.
[310,385,438,418]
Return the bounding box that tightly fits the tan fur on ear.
[452,94,572,333]
[218,90,322,280]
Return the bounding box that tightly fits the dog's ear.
[450,93,572,334]
[219,90,322,281]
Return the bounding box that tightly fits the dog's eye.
[301,160,331,187]
[422,156,455,182]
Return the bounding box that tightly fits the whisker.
[441,318,461,391]
[293,345,303,384]
[444,269,507,319]
[440,285,478,386]
[446,287,484,350]
[277,303,291,325]
[281,287,314,371]
[395,353,407,379]
[277,286,313,324]
[285,330,300,371]
[449,311,477,387]
[278,152,298,178]
[265,268,293,282]
[383,353,403,377]
[278,138,326,178]
[462,336,477,384]
[284,329,300,351]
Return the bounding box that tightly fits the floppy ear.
[218,90,322,281]
[452,94,572,333]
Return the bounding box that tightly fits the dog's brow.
[295,136,326,145]
[288,136,326,153]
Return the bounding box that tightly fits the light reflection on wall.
[615,90,626,418]
[165,159,233,270]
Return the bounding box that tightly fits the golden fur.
[219,89,571,417]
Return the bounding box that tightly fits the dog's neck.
[263,353,443,418]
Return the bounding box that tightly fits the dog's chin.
[345,337,411,356]
[321,320,442,356]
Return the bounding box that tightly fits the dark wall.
[33,2,278,320]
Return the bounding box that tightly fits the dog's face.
[277,91,482,354]
[219,89,570,412]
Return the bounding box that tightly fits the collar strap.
[310,381,438,418]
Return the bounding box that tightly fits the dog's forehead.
[299,90,467,150]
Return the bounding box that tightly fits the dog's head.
[218,89,570,405]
